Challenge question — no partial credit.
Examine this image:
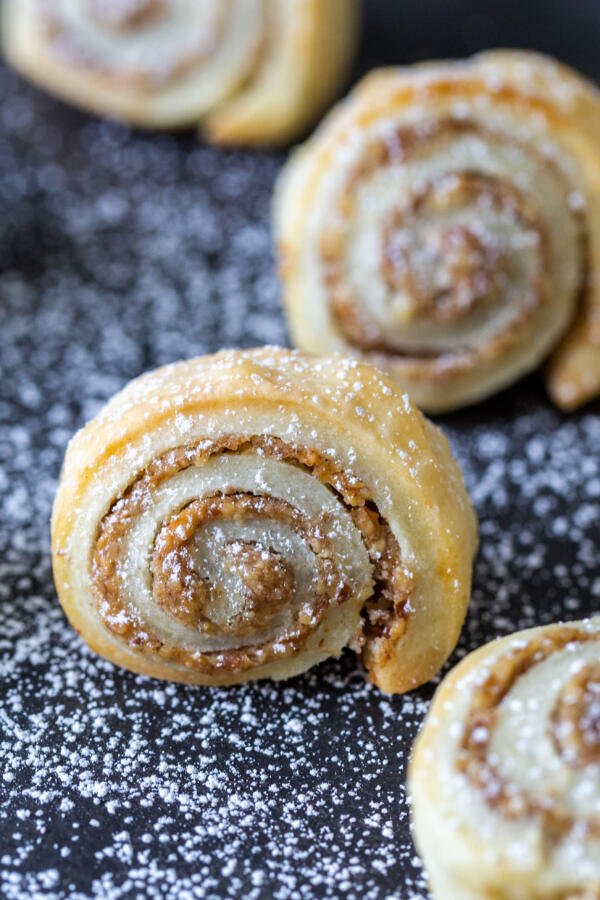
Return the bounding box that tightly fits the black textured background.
[0,2,599,898]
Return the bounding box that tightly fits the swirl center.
[151,491,330,641]
[382,173,515,324]
[207,540,295,636]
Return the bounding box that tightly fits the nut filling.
[91,435,413,674]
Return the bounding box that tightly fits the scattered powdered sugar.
[0,65,599,899]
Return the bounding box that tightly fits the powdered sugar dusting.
[0,63,598,899]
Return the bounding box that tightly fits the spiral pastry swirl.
[51,348,476,691]
[275,50,600,411]
[2,0,359,144]
[409,618,600,899]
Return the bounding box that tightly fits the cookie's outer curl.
[410,618,600,898]
[51,348,477,691]
[3,0,359,146]
[275,50,600,411]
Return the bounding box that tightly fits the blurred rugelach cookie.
[410,617,600,898]
[51,347,477,692]
[275,50,600,412]
[2,0,359,145]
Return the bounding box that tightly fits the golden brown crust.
[51,348,477,691]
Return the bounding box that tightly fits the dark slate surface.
[0,2,599,898]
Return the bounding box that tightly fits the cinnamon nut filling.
[153,498,299,635]
[91,435,413,674]
[457,628,600,839]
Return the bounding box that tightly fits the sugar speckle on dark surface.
[1,10,599,897]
